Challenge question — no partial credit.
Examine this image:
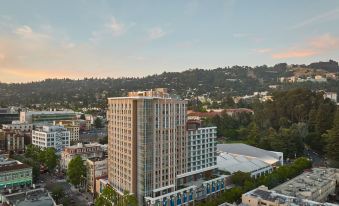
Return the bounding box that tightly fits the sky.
[0,0,339,83]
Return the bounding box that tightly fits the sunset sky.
[1,0,339,83]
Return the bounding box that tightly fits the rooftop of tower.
[108,88,183,100]
[127,88,169,98]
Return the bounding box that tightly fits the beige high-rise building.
[107,88,187,201]
[107,89,229,206]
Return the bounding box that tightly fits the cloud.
[272,50,317,59]
[148,27,166,39]
[1,25,103,82]
[253,48,272,53]
[289,8,339,30]
[105,17,125,37]
[90,17,128,42]
[61,42,76,49]
[271,33,339,59]
[0,21,163,83]
[0,22,142,83]
[15,25,32,36]
[309,33,339,50]
[14,25,50,40]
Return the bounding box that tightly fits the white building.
[324,92,337,103]
[187,126,217,173]
[32,125,70,151]
[314,75,327,82]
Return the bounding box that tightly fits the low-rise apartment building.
[0,156,32,190]
[86,157,108,193]
[0,188,58,206]
[273,167,339,203]
[60,142,104,170]
[54,120,80,142]
[0,130,5,153]
[79,119,92,131]
[0,129,28,153]
[2,121,33,132]
[242,185,337,206]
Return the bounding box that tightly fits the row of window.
[0,171,31,181]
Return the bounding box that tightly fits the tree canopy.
[67,155,86,186]
[24,144,58,171]
[95,186,137,206]
[325,109,339,167]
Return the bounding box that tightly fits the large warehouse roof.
[217,153,271,175]
[217,143,283,165]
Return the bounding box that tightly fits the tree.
[246,122,260,146]
[230,171,251,187]
[308,108,317,133]
[51,185,65,204]
[25,144,40,159]
[316,103,335,134]
[270,125,303,158]
[258,127,275,150]
[80,114,86,120]
[325,109,339,167]
[67,155,86,186]
[99,136,108,144]
[94,117,103,128]
[121,191,138,206]
[95,186,117,206]
[95,186,137,206]
[44,148,58,171]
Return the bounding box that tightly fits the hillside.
[0,60,338,109]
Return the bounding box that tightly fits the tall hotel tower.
[107,88,227,206]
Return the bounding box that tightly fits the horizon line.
[0,59,337,84]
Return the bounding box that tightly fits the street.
[304,147,326,167]
[39,173,94,206]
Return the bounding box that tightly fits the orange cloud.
[272,50,318,59]
[272,34,339,59]
[0,68,86,83]
[310,33,339,49]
